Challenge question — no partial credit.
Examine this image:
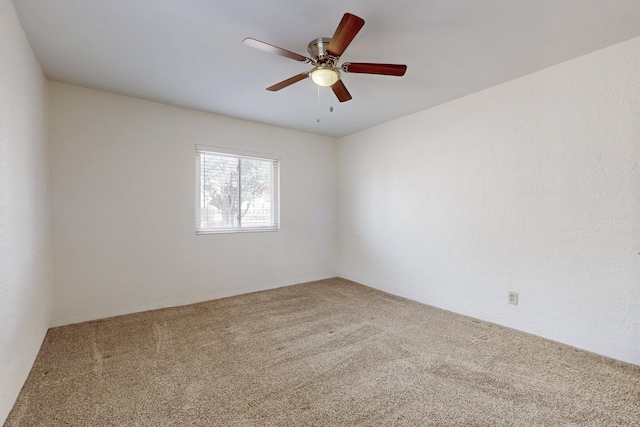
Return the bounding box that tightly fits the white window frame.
[196,145,280,234]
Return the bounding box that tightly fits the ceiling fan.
[243,13,407,102]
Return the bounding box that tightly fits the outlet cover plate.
[509,291,518,305]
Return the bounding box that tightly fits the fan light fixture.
[310,67,339,87]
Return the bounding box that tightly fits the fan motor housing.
[308,38,333,63]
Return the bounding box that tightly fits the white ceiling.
[12,0,640,138]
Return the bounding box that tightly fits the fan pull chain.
[317,85,320,123]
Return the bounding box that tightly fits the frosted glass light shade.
[310,67,339,87]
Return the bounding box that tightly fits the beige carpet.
[5,278,640,426]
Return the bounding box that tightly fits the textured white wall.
[0,0,53,423]
[337,37,640,365]
[49,82,337,326]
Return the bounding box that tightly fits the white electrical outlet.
[508,291,518,305]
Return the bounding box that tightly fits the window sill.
[196,227,279,235]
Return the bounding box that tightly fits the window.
[196,145,279,234]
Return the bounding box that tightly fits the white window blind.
[196,145,279,234]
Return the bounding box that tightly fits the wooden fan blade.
[326,13,365,58]
[266,73,309,91]
[331,79,352,102]
[342,63,407,76]
[243,38,313,64]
